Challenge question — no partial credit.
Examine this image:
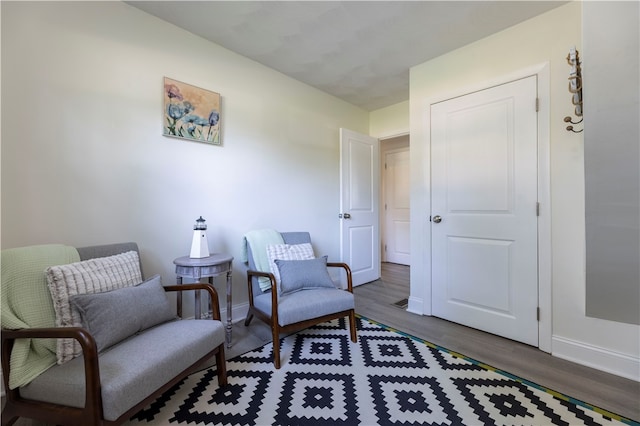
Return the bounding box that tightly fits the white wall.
[370,100,409,139]
[1,2,369,318]
[409,2,639,380]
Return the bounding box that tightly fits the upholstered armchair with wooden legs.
[243,231,357,369]
[1,242,227,426]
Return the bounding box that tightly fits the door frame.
[412,63,551,353]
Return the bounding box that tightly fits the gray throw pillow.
[70,274,175,352]
[274,256,336,295]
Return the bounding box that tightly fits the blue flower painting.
[163,77,221,145]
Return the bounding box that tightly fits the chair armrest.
[1,326,102,416]
[247,269,275,280]
[163,283,222,321]
[327,262,354,292]
[246,269,277,293]
[246,269,280,322]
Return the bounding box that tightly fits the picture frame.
[163,77,221,145]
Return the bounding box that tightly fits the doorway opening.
[380,134,410,266]
[380,134,410,307]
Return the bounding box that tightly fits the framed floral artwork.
[163,77,221,145]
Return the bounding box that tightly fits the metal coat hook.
[564,116,583,132]
[565,124,583,133]
[564,116,583,125]
[565,46,583,133]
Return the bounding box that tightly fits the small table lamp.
[189,216,210,258]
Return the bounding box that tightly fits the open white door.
[339,128,380,286]
[431,76,539,346]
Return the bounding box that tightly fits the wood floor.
[355,262,640,422]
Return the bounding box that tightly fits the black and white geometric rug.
[126,316,639,426]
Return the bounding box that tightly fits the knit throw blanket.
[242,229,284,291]
[1,244,80,389]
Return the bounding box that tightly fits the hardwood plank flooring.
[355,262,640,422]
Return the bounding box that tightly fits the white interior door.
[383,148,410,265]
[431,76,539,346]
[339,128,380,286]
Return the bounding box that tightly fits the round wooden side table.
[173,253,234,347]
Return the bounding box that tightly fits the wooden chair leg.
[244,312,254,326]
[349,311,357,342]
[272,327,281,369]
[216,346,228,386]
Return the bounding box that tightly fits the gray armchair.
[1,242,227,426]
[243,231,357,368]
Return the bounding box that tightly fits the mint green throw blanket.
[242,229,284,291]
[1,244,80,389]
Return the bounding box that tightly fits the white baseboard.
[552,335,640,381]
[224,302,249,325]
[407,296,424,315]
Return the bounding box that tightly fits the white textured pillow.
[45,251,143,364]
[265,243,315,292]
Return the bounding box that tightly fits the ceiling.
[127,1,566,111]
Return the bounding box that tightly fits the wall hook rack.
[565,46,583,133]
[564,116,583,132]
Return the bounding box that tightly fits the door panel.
[350,141,374,209]
[447,237,512,313]
[431,76,538,346]
[447,102,512,213]
[349,226,375,275]
[340,128,380,286]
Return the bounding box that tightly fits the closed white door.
[431,76,539,346]
[339,128,381,286]
[383,148,410,265]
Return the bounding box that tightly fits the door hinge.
[384,244,387,252]
[535,98,540,112]
[385,162,387,170]
[536,202,540,216]
[537,307,540,321]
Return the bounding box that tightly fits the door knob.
[432,215,442,223]
[343,213,351,219]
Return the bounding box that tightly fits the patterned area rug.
[126,316,638,426]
